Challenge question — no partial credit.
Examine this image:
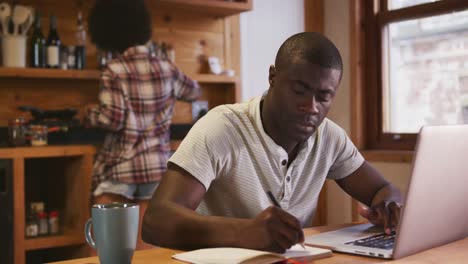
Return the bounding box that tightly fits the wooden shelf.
[0,145,96,159]
[0,67,100,80]
[0,67,238,85]
[24,232,84,251]
[192,74,239,84]
[155,0,252,16]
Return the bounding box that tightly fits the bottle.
[38,211,49,236]
[97,50,107,69]
[25,210,39,238]
[67,46,76,69]
[74,11,86,70]
[46,15,61,69]
[60,46,69,70]
[29,125,48,146]
[48,210,60,235]
[8,117,27,147]
[30,11,46,68]
[97,50,113,69]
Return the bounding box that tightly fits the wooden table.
[50,224,468,264]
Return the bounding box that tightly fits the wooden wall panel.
[154,29,225,75]
[305,0,324,33]
[0,79,98,126]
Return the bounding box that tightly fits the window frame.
[364,0,468,150]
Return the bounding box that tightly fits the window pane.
[388,0,440,10]
[383,10,468,133]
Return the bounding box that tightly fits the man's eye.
[319,92,333,102]
[293,86,307,95]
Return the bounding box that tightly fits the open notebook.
[172,244,332,264]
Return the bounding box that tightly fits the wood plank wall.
[0,0,239,126]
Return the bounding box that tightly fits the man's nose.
[299,96,319,114]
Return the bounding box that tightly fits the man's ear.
[268,65,276,86]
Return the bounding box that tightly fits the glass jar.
[48,210,60,235]
[25,210,39,238]
[38,211,48,236]
[29,125,48,146]
[8,117,27,147]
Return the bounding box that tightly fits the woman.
[85,0,200,249]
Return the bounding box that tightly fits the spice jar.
[48,210,60,235]
[8,117,27,147]
[25,210,39,238]
[38,211,49,236]
[29,125,48,146]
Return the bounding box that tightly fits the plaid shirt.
[87,45,200,188]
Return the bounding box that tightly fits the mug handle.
[84,218,96,249]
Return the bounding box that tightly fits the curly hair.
[88,0,152,53]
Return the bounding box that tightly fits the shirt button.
[286,176,291,182]
[281,160,287,166]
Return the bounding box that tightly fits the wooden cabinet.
[0,146,95,264]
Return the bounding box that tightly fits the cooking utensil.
[20,7,33,35]
[0,2,11,35]
[12,5,30,35]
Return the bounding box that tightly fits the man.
[142,32,402,253]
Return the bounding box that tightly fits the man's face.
[268,62,341,142]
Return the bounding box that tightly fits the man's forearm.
[142,201,249,250]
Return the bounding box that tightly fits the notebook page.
[283,244,332,260]
[172,247,282,264]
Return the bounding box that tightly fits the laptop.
[305,125,468,259]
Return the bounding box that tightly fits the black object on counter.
[18,106,78,122]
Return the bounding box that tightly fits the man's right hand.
[238,206,304,253]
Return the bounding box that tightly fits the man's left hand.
[359,201,402,235]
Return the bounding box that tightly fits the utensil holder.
[1,35,26,67]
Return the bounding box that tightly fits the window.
[366,0,468,150]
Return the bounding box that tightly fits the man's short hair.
[88,0,152,53]
[275,32,343,73]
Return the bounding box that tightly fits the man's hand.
[239,206,304,253]
[359,201,402,235]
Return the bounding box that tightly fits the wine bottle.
[74,11,86,70]
[30,11,46,68]
[46,15,61,69]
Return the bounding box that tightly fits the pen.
[266,191,306,250]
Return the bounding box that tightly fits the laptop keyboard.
[345,232,396,250]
